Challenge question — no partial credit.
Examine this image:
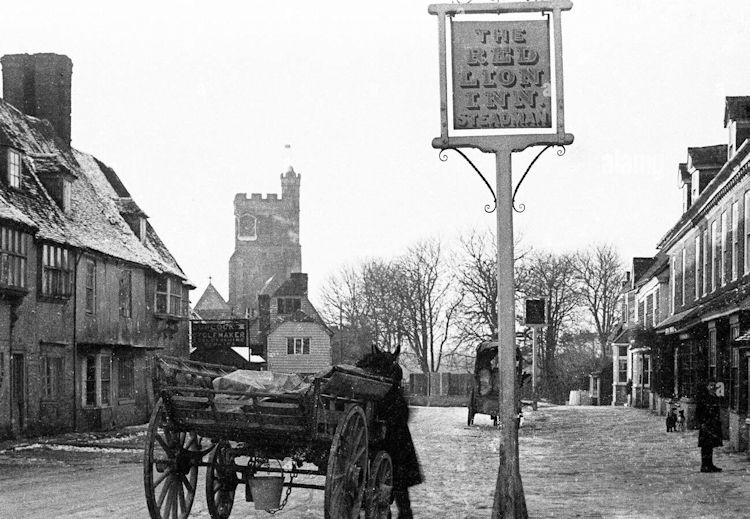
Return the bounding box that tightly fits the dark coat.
[378,385,423,488]
[695,387,723,448]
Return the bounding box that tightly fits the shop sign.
[191,320,248,349]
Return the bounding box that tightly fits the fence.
[407,372,473,397]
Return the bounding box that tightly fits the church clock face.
[238,213,257,241]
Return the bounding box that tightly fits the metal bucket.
[249,476,284,510]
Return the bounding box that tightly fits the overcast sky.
[2,1,750,306]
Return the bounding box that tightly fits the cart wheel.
[143,399,202,519]
[364,451,393,519]
[467,390,475,426]
[325,405,368,519]
[206,441,238,519]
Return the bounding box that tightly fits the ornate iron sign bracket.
[512,145,566,213]
[439,147,497,213]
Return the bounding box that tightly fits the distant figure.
[676,409,686,432]
[357,344,423,519]
[666,409,677,432]
[695,381,723,473]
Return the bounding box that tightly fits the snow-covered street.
[2,404,750,518]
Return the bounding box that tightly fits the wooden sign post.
[428,3,574,517]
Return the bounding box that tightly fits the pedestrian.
[695,380,723,473]
[677,409,686,432]
[665,408,676,432]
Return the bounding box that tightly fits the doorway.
[10,354,24,433]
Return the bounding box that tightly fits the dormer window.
[691,169,700,201]
[7,149,21,188]
[62,179,71,211]
[115,197,148,242]
[238,214,257,241]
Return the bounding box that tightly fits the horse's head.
[356,343,403,383]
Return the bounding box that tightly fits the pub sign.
[452,20,551,130]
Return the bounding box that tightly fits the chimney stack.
[1,53,73,147]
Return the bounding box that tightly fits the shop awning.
[655,303,709,335]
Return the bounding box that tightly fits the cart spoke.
[157,476,173,509]
[171,486,179,519]
[153,467,172,488]
[353,444,367,463]
[178,483,187,518]
[156,434,173,456]
[181,474,194,495]
[352,426,365,450]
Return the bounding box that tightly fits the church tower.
[228,149,302,316]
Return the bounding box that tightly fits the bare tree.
[518,251,579,403]
[573,243,625,359]
[396,239,462,373]
[319,265,373,364]
[453,229,530,343]
[319,239,460,373]
[361,260,407,352]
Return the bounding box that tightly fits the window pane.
[101,356,111,406]
[85,356,97,406]
[303,338,310,355]
[287,337,294,354]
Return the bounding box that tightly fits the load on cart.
[143,354,402,519]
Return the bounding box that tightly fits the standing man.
[695,380,723,473]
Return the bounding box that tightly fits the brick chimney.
[1,53,72,147]
[290,272,308,294]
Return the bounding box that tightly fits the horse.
[356,343,422,519]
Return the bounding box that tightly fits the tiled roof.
[269,309,331,335]
[0,98,189,282]
[194,283,231,314]
[633,252,669,290]
[259,274,282,296]
[679,162,689,183]
[725,96,750,125]
[114,197,147,217]
[687,145,727,168]
[274,274,308,297]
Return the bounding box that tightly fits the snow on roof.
[0,98,188,282]
[195,282,230,311]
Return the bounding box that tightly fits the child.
[666,409,677,432]
[676,409,686,432]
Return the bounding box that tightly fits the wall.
[267,321,331,374]
[0,303,10,436]
[5,241,75,436]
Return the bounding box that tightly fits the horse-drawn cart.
[143,356,396,519]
